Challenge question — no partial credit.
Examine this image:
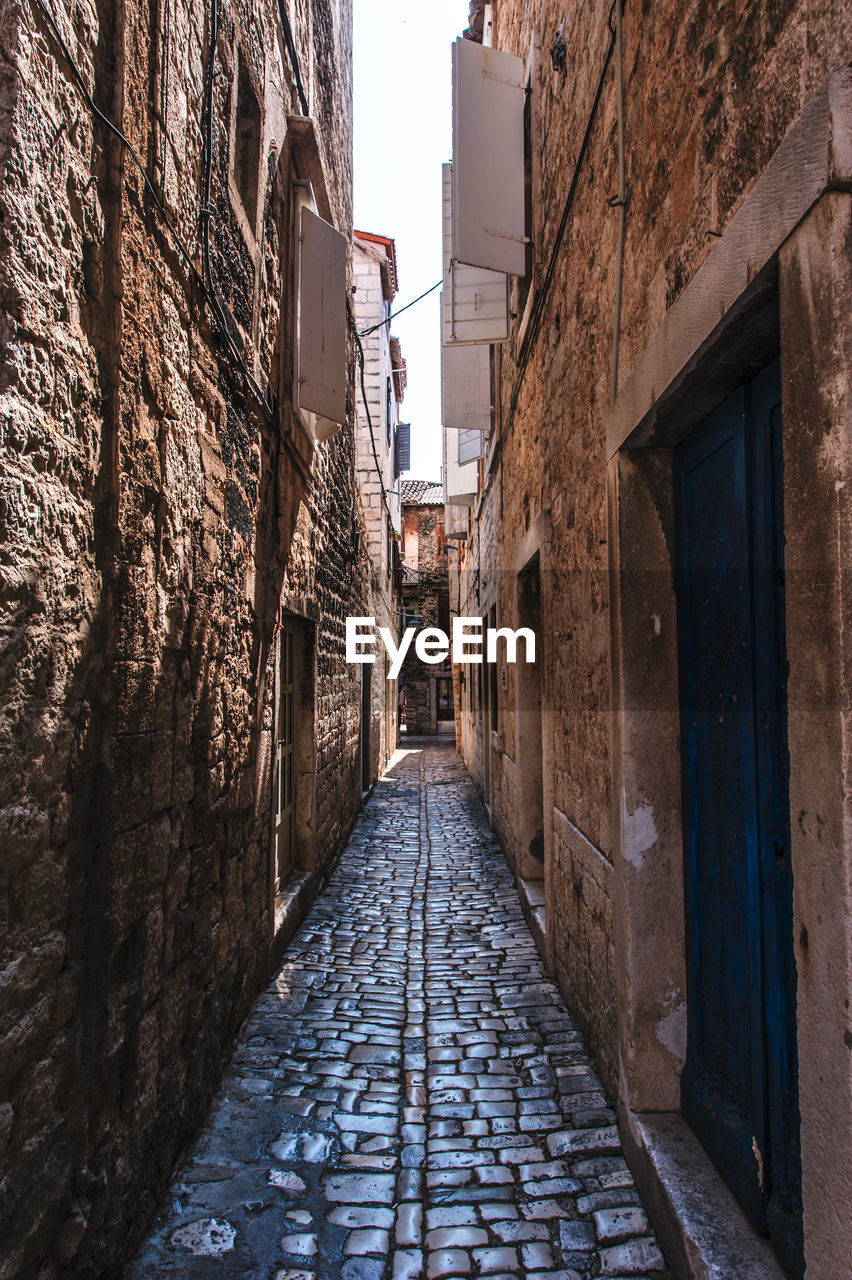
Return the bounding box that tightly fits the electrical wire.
[358,279,442,337]
[349,302,398,530]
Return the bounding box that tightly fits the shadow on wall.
[0,332,311,1280]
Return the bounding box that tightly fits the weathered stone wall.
[366,565,398,780]
[454,476,505,830]
[353,238,402,571]
[402,504,444,576]
[353,238,402,780]
[456,0,851,1095]
[0,0,362,1275]
[400,502,449,736]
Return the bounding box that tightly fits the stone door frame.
[605,68,852,1280]
[269,600,320,965]
[512,511,555,953]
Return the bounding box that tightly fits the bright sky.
[353,0,470,482]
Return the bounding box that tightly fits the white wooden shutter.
[458,428,484,465]
[441,335,491,432]
[452,37,526,276]
[444,428,478,508]
[442,164,509,345]
[445,501,468,538]
[296,201,346,437]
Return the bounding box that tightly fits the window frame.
[513,29,542,345]
[292,181,347,441]
[228,43,265,251]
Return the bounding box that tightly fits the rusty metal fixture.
[551,19,567,75]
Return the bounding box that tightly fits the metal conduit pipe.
[610,0,626,403]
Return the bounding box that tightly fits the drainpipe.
[610,0,626,403]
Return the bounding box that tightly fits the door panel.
[361,665,372,792]
[437,677,454,720]
[274,624,296,891]
[676,390,766,1226]
[747,362,803,1278]
[675,359,803,1277]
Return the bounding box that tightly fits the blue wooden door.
[675,359,803,1277]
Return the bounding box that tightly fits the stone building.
[0,0,366,1275]
[447,0,852,1276]
[400,481,454,736]
[352,230,407,785]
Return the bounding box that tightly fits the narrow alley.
[128,740,666,1280]
[4,0,852,1274]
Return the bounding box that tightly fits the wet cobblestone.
[129,740,668,1279]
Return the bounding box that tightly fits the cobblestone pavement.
[129,739,668,1279]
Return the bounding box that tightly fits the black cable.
[277,0,310,117]
[349,302,397,529]
[358,279,442,337]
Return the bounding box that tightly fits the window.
[395,423,410,478]
[386,376,393,446]
[516,77,536,319]
[402,517,418,569]
[457,428,484,466]
[488,604,499,732]
[293,182,347,440]
[444,421,478,508]
[274,620,296,890]
[234,51,261,231]
[513,34,540,331]
[438,588,450,634]
[437,676,454,720]
[489,344,499,442]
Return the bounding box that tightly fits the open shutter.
[458,429,484,466]
[452,37,526,276]
[441,335,491,432]
[442,164,509,345]
[395,422,411,477]
[444,428,479,508]
[457,428,484,466]
[296,202,347,437]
